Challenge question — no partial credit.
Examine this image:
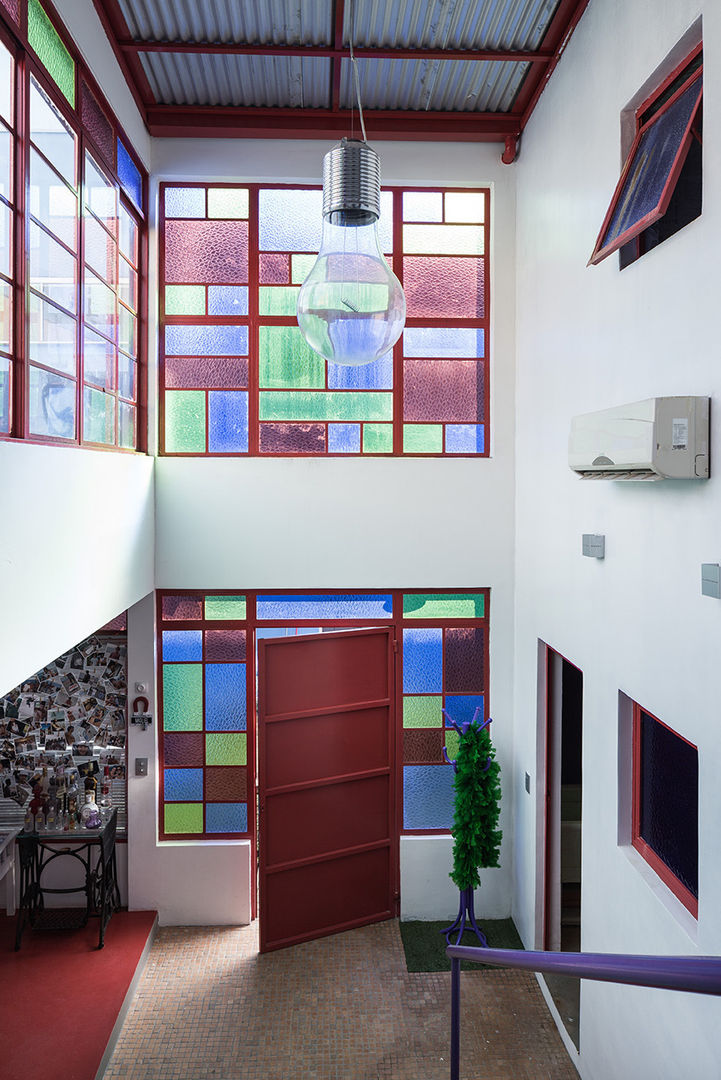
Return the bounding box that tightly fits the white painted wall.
[512,1,721,1077]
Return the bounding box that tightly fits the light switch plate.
[582,534,605,558]
[135,757,148,777]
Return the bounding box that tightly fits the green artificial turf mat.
[399,917,524,972]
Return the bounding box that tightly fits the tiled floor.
[103,920,578,1080]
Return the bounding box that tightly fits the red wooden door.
[258,627,397,953]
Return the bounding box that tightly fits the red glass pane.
[259,422,325,453]
[165,220,249,284]
[161,594,203,620]
[259,253,289,284]
[80,79,115,168]
[404,360,484,423]
[164,732,204,767]
[444,628,484,693]
[403,728,443,763]
[165,356,248,390]
[403,256,484,318]
[0,0,19,22]
[205,629,246,662]
[206,766,247,802]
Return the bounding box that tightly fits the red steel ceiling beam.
[514,0,591,129]
[331,0,345,113]
[92,0,156,111]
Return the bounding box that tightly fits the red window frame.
[631,701,698,917]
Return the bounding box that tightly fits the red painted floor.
[0,910,156,1080]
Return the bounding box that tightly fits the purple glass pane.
[259,253,289,283]
[208,285,248,315]
[403,628,443,693]
[444,628,484,693]
[161,594,203,620]
[328,352,393,390]
[206,802,247,833]
[259,422,325,453]
[208,390,248,453]
[445,424,485,453]
[403,764,454,830]
[404,360,484,423]
[164,767,203,801]
[206,767,247,802]
[165,325,248,357]
[404,256,484,318]
[80,79,114,168]
[404,327,484,358]
[165,356,248,390]
[403,728,444,764]
[162,733,204,768]
[164,220,249,284]
[205,629,246,662]
[0,0,18,21]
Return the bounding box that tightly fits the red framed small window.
[632,702,698,917]
[589,47,702,267]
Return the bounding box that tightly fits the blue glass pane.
[162,630,202,662]
[206,802,247,833]
[328,351,393,390]
[328,423,361,453]
[208,390,248,452]
[165,325,248,356]
[165,186,205,218]
[117,139,142,209]
[208,285,248,315]
[403,764,454,830]
[258,189,323,251]
[255,627,322,639]
[444,695,484,727]
[205,663,247,731]
[445,424,484,453]
[404,327,484,358]
[403,628,443,693]
[164,767,203,802]
[256,594,393,620]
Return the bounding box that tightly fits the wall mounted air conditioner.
[569,396,709,480]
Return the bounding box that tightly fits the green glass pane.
[403,593,485,619]
[403,424,443,453]
[404,696,443,728]
[259,286,300,316]
[363,423,393,453]
[165,390,205,453]
[163,664,203,731]
[28,0,75,106]
[403,224,483,255]
[164,803,203,834]
[83,386,114,445]
[208,188,249,219]
[205,595,247,620]
[165,285,205,316]
[259,325,325,389]
[260,391,392,423]
[445,730,460,760]
[291,253,315,284]
[206,733,246,766]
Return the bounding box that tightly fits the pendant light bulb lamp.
[297,138,406,367]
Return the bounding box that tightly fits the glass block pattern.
[160,183,489,456]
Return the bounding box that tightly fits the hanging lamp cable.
[348,0,367,142]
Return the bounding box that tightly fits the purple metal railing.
[446,945,721,1080]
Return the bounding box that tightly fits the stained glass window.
[0,38,13,435]
[28,0,75,106]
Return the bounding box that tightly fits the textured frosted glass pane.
[118,305,137,357]
[328,423,360,453]
[29,219,75,311]
[403,424,442,453]
[378,190,393,254]
[162,629,202,661]
[206,663,247,731]
[328,351,393,390]
[258,285,299,315]
[403,224,483,255]
[84,212,116,285]
[445,627,484,692]
[119,204,138,265]
[163,664,203,730]
[208,390,248,452]
[84,268,116,340]
[403,764,454,830]
[206,803,247,833]
[118,401,135,448]
[163,732,204,768]
[118,350,136,398]
[208,285,248,315]
[165,390,205,453]
[445,191,485,223]
[403,191,443,222]
[165,355,248,390]
[0,129,11,203]
[403,695,442,728]
[0,280,10,354]
[85,154,117,233]
[0,200,8,279]
[28,366,75,437]
[363,423,392,453]
[291,253,315,283]
[256,594,393,620]
[444,695,484,727]
[165,284,204,316]
[403,628,443,693]
[404,256,484,318]
[404,327,484,358]
[259,325,325,388]
[259,422,325,454]
[162,594,203,620]
[260,253,289,284]
[404,360,483,423]
[0,41,11,125]
[205,595,246,620]
[165,220,248,284]
[165,186,205,218]
[404,728,443,763]
[258,189,322,251]
[28,0,75,106]
[28,292,76,374]
[164,767,203,801]
[206,769,247,800]
[0,355,9,433]
[404,593,485,619]
[208,187,248,218]
[164,803,203,834]
[445,730,461,760]
[29,149,77,250]
[29,78,75,183]
[446,424,484,453]
[259,391,392,422]
[206,733,246,766]
[166,324,248,357]
[83,386,114,444]
[80,79,114,168]
[205,629,246,662]
[118,259,138,311]
[0,0,17,25]
[117,139,142,209]
[83,328,114,387]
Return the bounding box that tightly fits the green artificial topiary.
[449,717,502,892]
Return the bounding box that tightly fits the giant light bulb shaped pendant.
[297,139,406,367]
